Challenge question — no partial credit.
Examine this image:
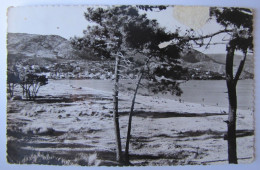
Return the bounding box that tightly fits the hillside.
[181,49,226,74]
[207,53,254,75]
[7,33,77,59]
[180,49,254,79]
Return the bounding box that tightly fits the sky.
[7,5,228,54]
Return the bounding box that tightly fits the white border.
[1,1,259,170]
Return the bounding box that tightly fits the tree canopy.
[71,6,187,95]
[210,7,253,53]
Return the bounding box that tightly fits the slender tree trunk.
[125,72,143,164]
[34,84,41,100]
[21,84,25,96]
[8,83,11,97]
[225,44,238,164]
[25,84,28,99]
[11,84,14,97]
[113,56,123,163]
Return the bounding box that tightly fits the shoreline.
[6,79,254,165]
[44,79,254,111]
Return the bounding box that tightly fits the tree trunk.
[125,72,143,164]
[11,84,14,97]
[225,44,238,164]
[226,83,238,164]
[8,83,12,97]
[113,56,123,163]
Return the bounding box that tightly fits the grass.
[20,152,101,166]
[8,146,102,166]
[20,152,70,165]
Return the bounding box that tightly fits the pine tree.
[71,6,187,164]
[123,18,187,164]
[70,6,153,163]
[159,6,253,164]
[210,7,253,164]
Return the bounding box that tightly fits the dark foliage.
[7,71,20,97]
[20,74,48,100]
[210,7,253,53]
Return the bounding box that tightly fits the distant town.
[13,59,117,80]
[12,59,232,80]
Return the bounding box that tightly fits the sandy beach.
[6,80,254,166]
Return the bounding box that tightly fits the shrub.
[20,73,48,100]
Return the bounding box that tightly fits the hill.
[181,49,225,73]
[7,33,77,59]
[207,53,254,75]
[179,49,254,79]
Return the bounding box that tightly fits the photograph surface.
[6,5,254,166]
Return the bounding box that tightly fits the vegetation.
[211,7,253,164]
[19,73,48,100]
[7,71,20,97]
[71,6,188,164]
[7,64,48,100]
[71,6,141,163]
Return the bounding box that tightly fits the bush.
[20,73,48,100]
[7,71,20,97]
